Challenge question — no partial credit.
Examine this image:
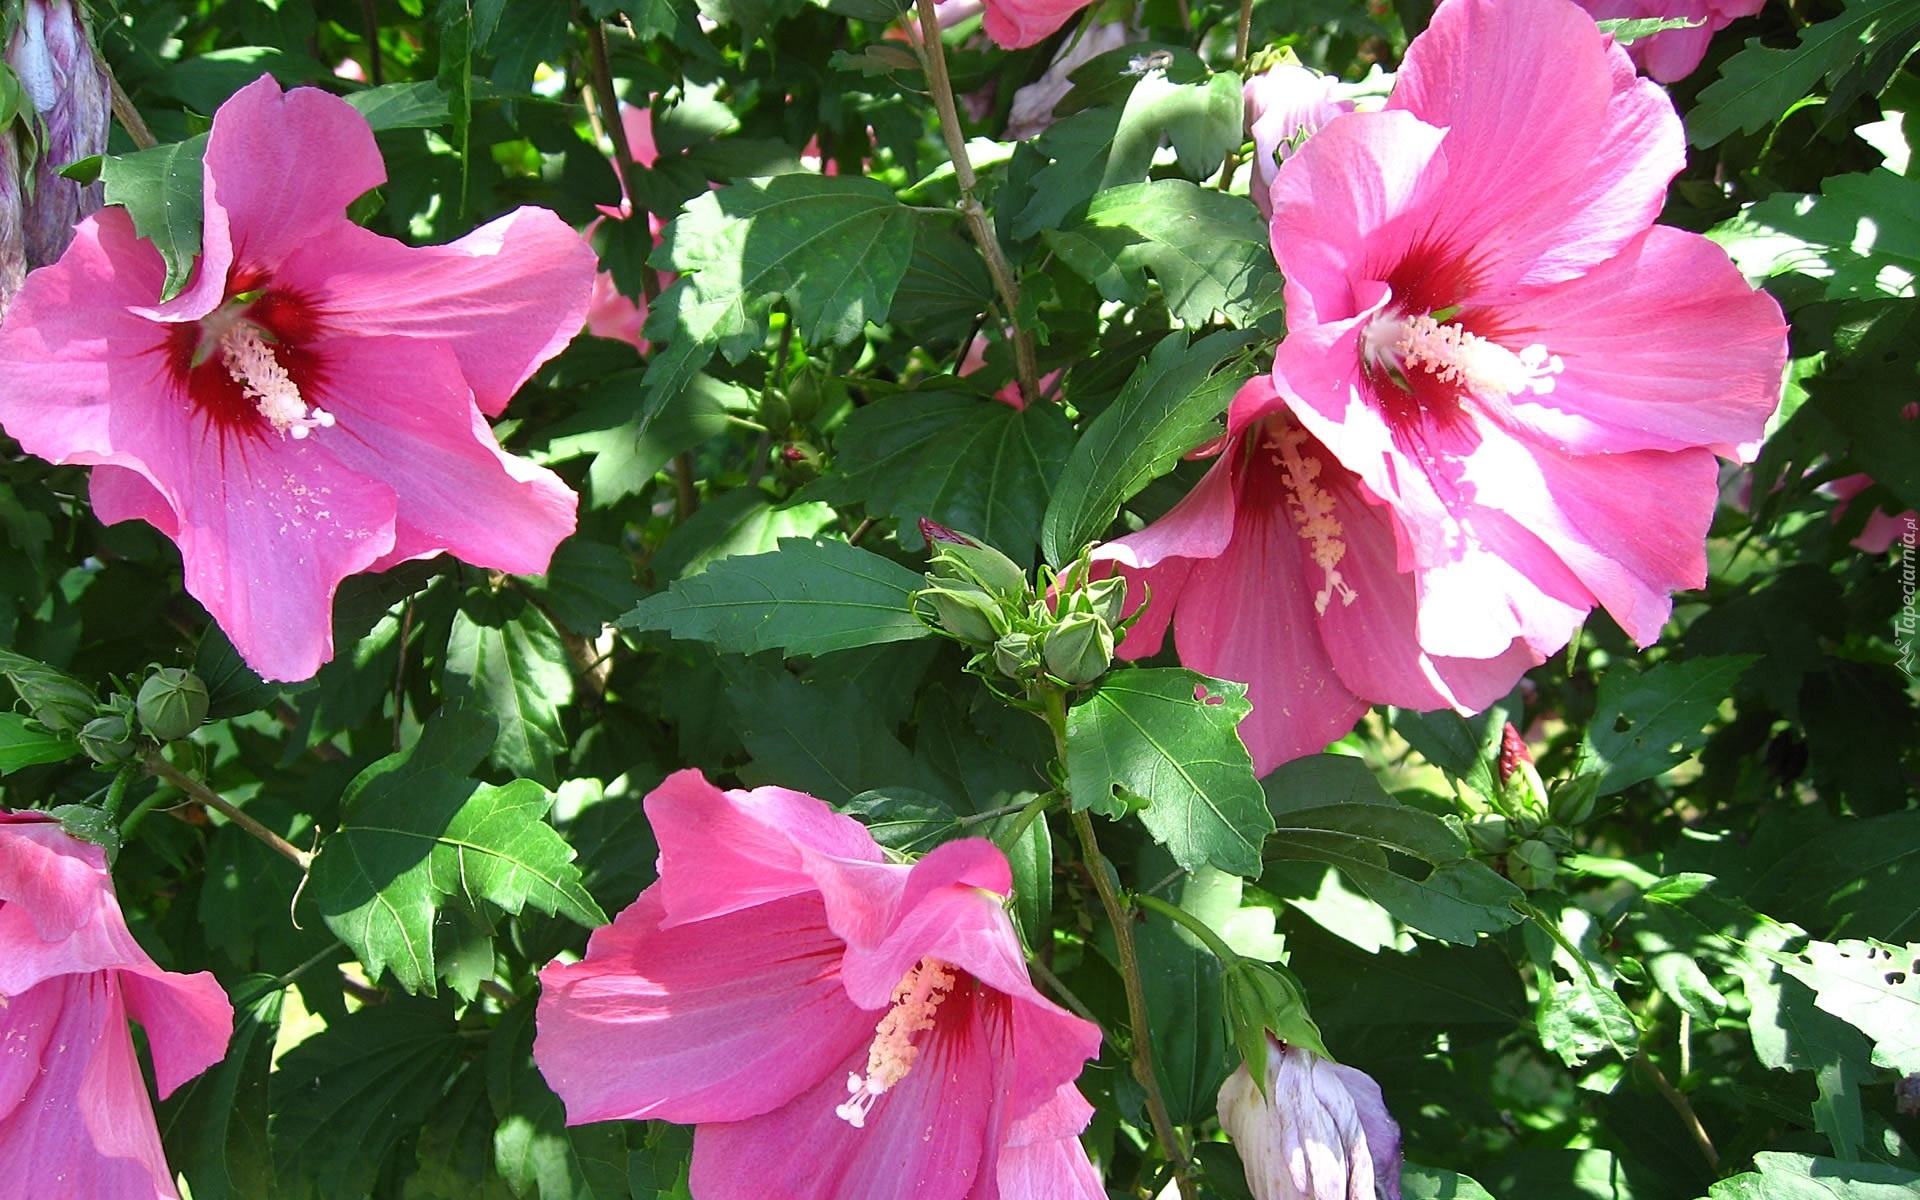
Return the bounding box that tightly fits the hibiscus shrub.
[0,0,1916,1197]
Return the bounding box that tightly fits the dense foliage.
[1,0,1917,1197]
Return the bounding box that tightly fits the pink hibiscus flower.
[1826,474,1916,555]
[0,811,234,1199]
[534,769,1104,1200]
[1574,0,1766,83]
[0,75,594,682]
[982,0,1093,50]
[1102,0,1786,772]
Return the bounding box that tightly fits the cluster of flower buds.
[1461,722,1597,891]
[2,0,111,311]
[1,651,208,766]
[914,519,1129,689]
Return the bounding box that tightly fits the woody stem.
[911,0,1041,405]
[1041,690,1195,1199]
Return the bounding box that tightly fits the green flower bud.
[1508,838,1557,891]
[1222,958,1329,1088]
[77,713,136,765]
[920,584,1002,646]
[992,631,1039,680]
[1496,722,1550,819]
[1550,773,1600,827]
[1081,575,1128,628]
[920,520,1030,598]
[1465,814,1511,855]
[1042,611,1114,684]
[135,667,208,742]
[0,650,97,734]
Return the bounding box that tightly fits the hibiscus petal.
[1481,227,1786,459]
[0,209,176,469]
[118,969,235,1099]
[1094,453,1239,661]
[299,336,576,576]
[1463,438,1718,646]
[0,813,109,945]
[644,770,889,928]
[1386,0,1682,293]
[1168,446,1369,773]
[981,0,1090,49]
[280,210,596,416]
[533,889,871,1125]
[689,981,1014,1200]
[995,1086,1104,1200]
[0,978,182,1200]
[154,75,387,321]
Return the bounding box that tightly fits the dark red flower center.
[164,286,330,443]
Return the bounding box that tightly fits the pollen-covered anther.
[834,957,957,1129]
[1387,312,1563,399]
[1266,424,1358,615]
[221,324,334,439]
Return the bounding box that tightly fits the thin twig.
[1635,1054,1719,1170]
[108,76,156,150]
[144,751,312,871]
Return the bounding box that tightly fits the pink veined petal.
[1384,0,1683,294]
[996,1086,1104,1200]
[533,889,872,1125]
[689,979,1015,1200]
[0,977,182,1200]
[1093,451,1240,662]
[1405,500,1596,660]
[1463,437,1719,646]
[279,209,597,416]
[1477,226,1787,459]
[643,770,890,928]
[118,968,235,1099]
[152,76,388,321]
[91,467,179,538]
[0,814,110,945]
[1170,442,1370,773]
[1269,113,1449,331]
[299,336,576,576]
[131,428,398,683]
[1635,19,1718,83]
[0,209,178,471]
[1297,441,1542,713]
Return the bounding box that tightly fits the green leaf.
[1401,1164,1501,1200]
[270,997,468,1199]
[100,134,209,303]
[824,391,1076,564]
[1779,938,1920,1074]
[1262,755,1526,945]
[1041,328,1259,565]
[1104,66,1245,186]
[649,489,838,582]
[1689,0,1920,147]
[1044,180,1282,328]
[1711,170,1920,300]
[525,537,644,637]
[619,537,932,656]
[1594,15,1703,44]
[1389,705,1507,800]
[1065,667,1271,876]
[436,0,474,214]
[0,712,78,771]
[1705,1152,1920,1199]
[443,592,574,787]
[841,788,964,854]
[643,175,917,419]
[1575,655,1759,796]
[343,80,452,131]
[539,371,737,507]
[160,985,280,1200]
[1135,890,1233,1122]
[308,714,605,994]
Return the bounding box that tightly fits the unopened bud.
[0,649,97,734]
[1496,722,1550,819]
[1508,839,1557,891]
[920,519,1030,598]
[1042,611,1113,684]
[1078,575,1128,627]
[6,0,110,267]
[920,584,1002,646]
[1550,774,1600,827]
[1465,815,1511,856]
[135,667,208,742]
[77,713,136,765]
[992,631,1039,679]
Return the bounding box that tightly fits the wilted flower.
[1217,1038,1403,1200]
[5,0,110,268]
[1005,22,1131,140]
[0,810,234,1198]
[535,769,1105,1200]
[1,131,22,311]
[0,75,595,681]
